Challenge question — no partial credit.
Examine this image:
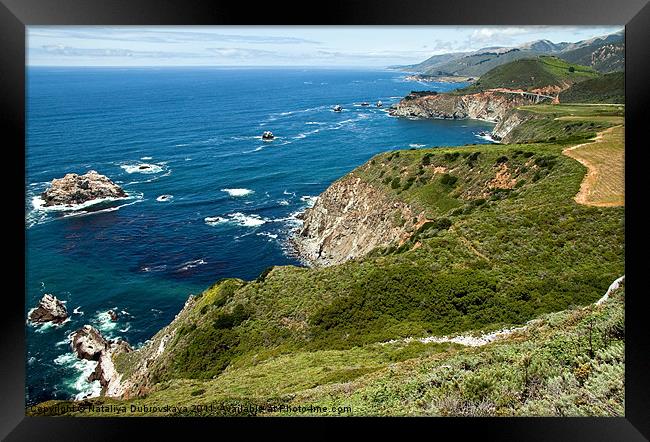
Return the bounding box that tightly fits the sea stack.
[28,294,68,324]
[40,170,127,207]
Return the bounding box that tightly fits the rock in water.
[71,325,107,361]
[107,310,119,321]
[70,325,133,396]
[40,170,127,207]
[28,294,68,324]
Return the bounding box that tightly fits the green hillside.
[458,56,599,94]
[559,72,624,104]
[30,105,625,416]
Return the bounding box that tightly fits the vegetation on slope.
[558,72,624,104]
[497,103,624,144]
[29,285,625,416]
[457,56,598,94]
[30,105,625,417]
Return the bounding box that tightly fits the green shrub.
[440,173,459,187]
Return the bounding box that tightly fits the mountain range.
[394,30,624,78]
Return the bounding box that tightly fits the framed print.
[2,0,649,439]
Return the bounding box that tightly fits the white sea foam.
[140,156,153,160]
[205,212,266,227]
[243,147,263,153]
[257,232,278,241]
[300,195,319,207]
[227,213,266,227]
[156,194,173,202]
[283,190,296,196]
[120,162,164,174]
[221,188,254,197]
[178,259,207,272]
[475,132,499,143]
[204,216,228,226]
[73,306,84,315]
[305,121,326,125]
[409,143,426,148]
[278,199,290,206]
[142,264,168,273]
[94,311,117,334]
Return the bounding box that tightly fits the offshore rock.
[41,170,127,206]
[28,294,68,324]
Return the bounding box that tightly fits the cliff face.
[294,176,424,266]
[390,90,542,123]
[492,109,536,142]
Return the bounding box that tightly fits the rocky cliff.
[389,90,543,123]
[294,176,425,266]
[491,109,536,142]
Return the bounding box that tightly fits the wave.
[305,121,326,125]
[475,132,499,143]
[94,310,118,335]
[300,195,319,207]
[140,156,153,160]
[278,199,290,206]
[177,259,207,272]
[156,194,173,202]
[141,264,168,273]
[243,147,263,154]
[54,352,102,401]
[120,162,164,174]
[221,188,254,197]
[409,143,426,148]
[31,194,130,213]
[73,306,84,315]
[205,212,266,227]
[257,232,278,241]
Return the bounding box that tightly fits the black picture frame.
[2,0,649,439]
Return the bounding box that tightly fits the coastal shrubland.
[32,92,624,417]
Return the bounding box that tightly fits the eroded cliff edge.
[294,176,425,266]
[389,90,546,123]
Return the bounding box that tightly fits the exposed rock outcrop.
[492,109,537,143]
[28,294,68,324]
[294,176,425,266]
[70,325,132,397]
[41,170,127,207]
[389,90,544,123]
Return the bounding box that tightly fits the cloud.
[34,44,206,59]
[29,27,321,45]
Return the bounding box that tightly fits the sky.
[27,26,624,67]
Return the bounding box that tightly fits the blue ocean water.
[25,67,494,405]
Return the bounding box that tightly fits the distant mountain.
[396,30,624,78]
[558,31,624,73]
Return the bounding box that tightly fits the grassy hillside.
[30,106,624,417]
[498,104,624,144]
[30,285,625,417]
[458,56,598,94]
[559,72,624,104]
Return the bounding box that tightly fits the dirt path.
[562,125,624,207]
[381,275,624,348]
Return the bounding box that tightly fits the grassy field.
[29,104,625,417]
[563,125,624,207]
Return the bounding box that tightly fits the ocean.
[25,67,494,405]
